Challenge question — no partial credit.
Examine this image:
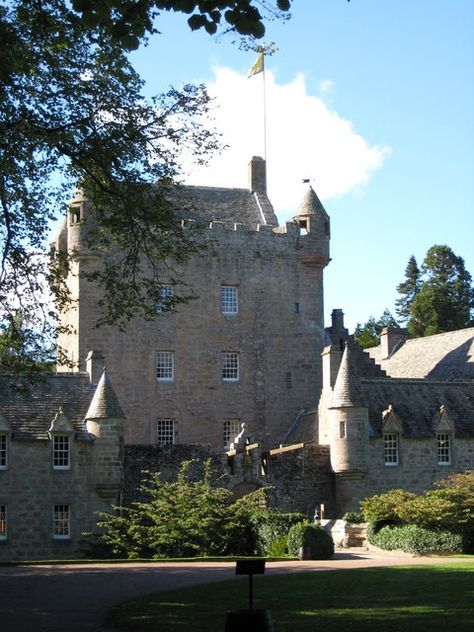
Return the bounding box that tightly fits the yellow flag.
[248,51,264,77]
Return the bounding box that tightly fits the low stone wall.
[124,443,335,516]
[320,519,368,548]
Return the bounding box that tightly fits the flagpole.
[262,52,267,162]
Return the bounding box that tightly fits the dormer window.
[384,433,399,466]
[437,433,451,465]
[53,434,70,470]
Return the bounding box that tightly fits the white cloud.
[183,67,391,222]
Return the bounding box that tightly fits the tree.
[395,255,421,323]
[71,0,292,50]
[353,309,399,349]
[0,311,54,377]
[0,0,293,373]
[408,245,474,337]
[96,459,262,558]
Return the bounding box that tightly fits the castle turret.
[293,185,330,269]
[328,344,369,475]
[85,370,125,501]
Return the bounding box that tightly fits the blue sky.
[129,0,474,332]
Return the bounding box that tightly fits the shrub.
[287,522,334,560]
[252,511,306,555]
[266,535,289,557]
[368,523,463,555]
[361,489,417,524]
[342,511,364,523]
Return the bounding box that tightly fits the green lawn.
[108,562,474,631]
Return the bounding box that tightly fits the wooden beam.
[225,442,260,458]
[264,443,304,457]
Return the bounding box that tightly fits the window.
[437,433,451,465]
[157,419,175,445]
[53,435,70,470]
[222,352,239,381]
[53,504,70,539]
[0,434,7,469]
[384,433,399,466]
[223,419,241,449]
[69,205,81,224]
[339,421,346,439]
[156,285,174,313]
[156,351,174,381]
[221,286,238,315]
[0,505,6,540]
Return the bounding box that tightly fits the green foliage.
[398,245,474,337]
[251,511,305,555]
[361,489,417,525]
[342,511,365,523]
[71,1,292,49]
[395,255,421,323]
[368,523,463,555]
[0,311,55,377]
[362,472,474,553]
[353,309,399,349]
[266,535,289,557]
[98,460,256,558]
[287,522,334,560]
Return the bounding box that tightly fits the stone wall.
[334,436,474,515]
[123,443,334,517]
[57,221,328,452]
[0,438,118,563]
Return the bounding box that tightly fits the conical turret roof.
[330,344,367,408]
[84,370,125,420]
[293,186,329,220]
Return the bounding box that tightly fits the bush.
[342,511,364,523]
[368,523,463,555]
[287,522,334,560]
[266,535,289,557]
[252,511,306,555]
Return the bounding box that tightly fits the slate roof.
[330,345,367,408]
[294,186,329,220]
[85,370,125,420]
[0,373,95,440]
[367,327,474,380]
[363,378,474,439]
[167,185,279,228]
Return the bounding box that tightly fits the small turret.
[293,185,330,238]
[328,344,368,474]
[85,370,125,500]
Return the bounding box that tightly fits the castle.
[1,157,473,561]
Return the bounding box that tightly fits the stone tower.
[54,159,331,450]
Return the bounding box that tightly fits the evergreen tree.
[408,245,474,337]
[395,255,421,323]
[354,309,399,349]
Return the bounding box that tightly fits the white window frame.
[157,419,175,445]
[223,419,241,449]
[53,504,71,540]
[0,505,7,540]
[53,434,70,470]
[156,351,174,382]
[437,432,451,465]
[0,434,7,469]
[222,352,239,382]
[221,286,238,315]
[384,433,399,466]
[156,285,174,313]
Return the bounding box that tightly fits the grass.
[107,562,474,631]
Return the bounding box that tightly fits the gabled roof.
[168,185,278,228]
[363,378,474,438]
[0,373,95,440]
[367,327,474,380]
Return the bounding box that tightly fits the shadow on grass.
[108,564,474,632]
